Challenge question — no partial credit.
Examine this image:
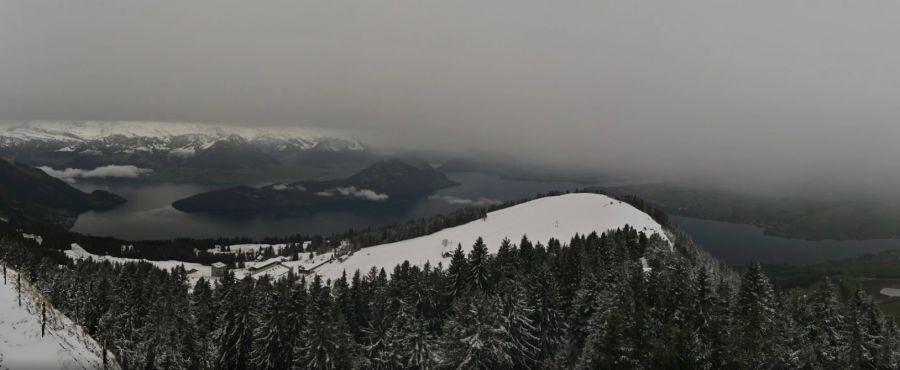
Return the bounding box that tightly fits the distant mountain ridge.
[0,121,373,184]
[172,159,458,214]
[0,158,125,229]
[0,121,364,152]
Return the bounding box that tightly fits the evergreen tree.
[494,238,517,282]
[442,293,516,369]
[191,277,216,369]
[251,281,294,370]
[294,276,358,370]
[529,267,566,365]
[368,299,439,369]
[447,244,468,298]
[736,262,777,367]
[467,237,491,292]
[500,281,539,368]
[801,278,849,367]
[213,276,255,370]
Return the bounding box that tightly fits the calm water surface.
[71,172,596,240]
[672,216,900,265]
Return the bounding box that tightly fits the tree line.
[2,221,899,369]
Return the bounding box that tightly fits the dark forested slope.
[0,158,124,229]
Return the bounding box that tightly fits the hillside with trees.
[1,196,898,368]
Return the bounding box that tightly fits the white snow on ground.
[21,233,42,245]
[312,193,670,280]
[0,266,120,370]
[881,288,900,297]
[62,193,669,285]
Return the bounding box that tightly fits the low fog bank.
[361,126,900,203]
[38,165,153,183]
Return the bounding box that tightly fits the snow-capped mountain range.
[0,121,364,156]
[0,121,373,184]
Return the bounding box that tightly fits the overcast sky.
[3,1,900,197]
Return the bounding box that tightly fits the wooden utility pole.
[102,338,108,369]
[41,303,46,337]
[16,272,21,307]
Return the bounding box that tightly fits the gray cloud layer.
[3,1,900,198]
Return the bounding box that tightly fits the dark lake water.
[673,216,900,266]
[71,172,597,240]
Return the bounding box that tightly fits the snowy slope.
[312,193,670,280]
[0,266,119,370]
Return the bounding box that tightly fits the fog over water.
[3,1,900,199]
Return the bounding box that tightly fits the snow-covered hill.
[0,121,364,155]
[314,193,670,280]
[66,193,669,285]
[0,266,119,369]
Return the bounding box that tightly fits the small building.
[211,262,228,277]
[246,257,287,274]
